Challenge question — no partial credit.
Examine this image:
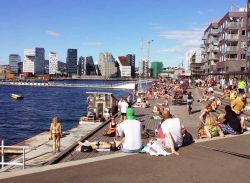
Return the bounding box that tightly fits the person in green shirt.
[238,79,246,94]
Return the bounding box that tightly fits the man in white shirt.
[120,98,129,122]
[161,111,184,155]
[116,108,142,153]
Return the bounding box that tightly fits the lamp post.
[147,40,154,78]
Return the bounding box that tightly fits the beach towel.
[141,141,171,156]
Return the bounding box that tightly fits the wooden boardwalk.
[58,97,162,163]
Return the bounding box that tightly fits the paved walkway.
[1,134,250,183]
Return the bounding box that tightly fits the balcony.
[209,29,219,35]
[208,55,219,60]
[225,22,242,29]
[208,46,219,52]
[202,34,208,40]
[225,57,238,61]
[225,34,239,40]
[227,46,238,52]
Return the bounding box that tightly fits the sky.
[0,0,247,67]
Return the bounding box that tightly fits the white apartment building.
[185,49,202,74]
[117,56,131,77]
[23,48,45,74]
[49,52,58,74]
[139,60,149,78]
[23,49,35,74]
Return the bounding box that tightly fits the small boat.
[10,94,24,100]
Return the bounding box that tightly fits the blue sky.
[0,0,247,67]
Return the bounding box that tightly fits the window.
[242,30,246,36]
[241,54,246,59]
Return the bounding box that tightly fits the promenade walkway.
[2,86,250,182]
[1,134,250,182]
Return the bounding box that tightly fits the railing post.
[1,140,4,169]
[23,148,25,169]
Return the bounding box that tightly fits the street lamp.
[147,40,154,78]
[140,39,154,78]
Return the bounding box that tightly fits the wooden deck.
[58,97,162,163]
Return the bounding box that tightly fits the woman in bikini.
[50,116,62,153]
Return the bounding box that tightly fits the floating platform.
[0,81,137,90]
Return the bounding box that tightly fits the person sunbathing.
[230,90,237,102]
[223,89,231,99]
[75,140,119,151]
[197,90,209,103]
[204,116,225,138]
[103,118,117,137]
[199,104,213,126]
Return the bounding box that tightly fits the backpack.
[182,132,194,146]
[80,145,93,152]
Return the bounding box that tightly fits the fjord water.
[0,80,129,145]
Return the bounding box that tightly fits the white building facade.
[49,52,58,74]
[185,49,202,75]
[23,48,45,74]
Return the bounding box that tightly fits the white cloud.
[159,27,203,48]
[156,27,203,62]
[45,30,61,37]
[81,42,104,46]
[157,46,184,53]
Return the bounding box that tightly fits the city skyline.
[0,0,247,66]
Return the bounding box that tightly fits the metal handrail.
[0,140,29,170]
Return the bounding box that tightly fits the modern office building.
[117,56,131,78]
[23,48,45,74]
[186,49,203,79]
[66,49,77,76]
[186,49,202,77]
[78,56,85,76]
[9,54,20,74]
[201,8,247,77]
[18,61,23,74]
[78,56,96,76]
[85,56,96,75]
[98,52,117,78]
[126,54,135,78]
[139,60,149,78]
[151,61,163,78]
[44,60,49,74]
[49,52,58,75]
[58,61,67,75]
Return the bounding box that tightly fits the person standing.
[238,78,246,94]
[120,98,129,122]
[50,116,62,153]
[127,94,133,107]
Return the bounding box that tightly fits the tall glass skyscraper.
[9,54,21,74]
[66,49,77,76]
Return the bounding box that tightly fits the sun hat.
[126,108,135,120]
